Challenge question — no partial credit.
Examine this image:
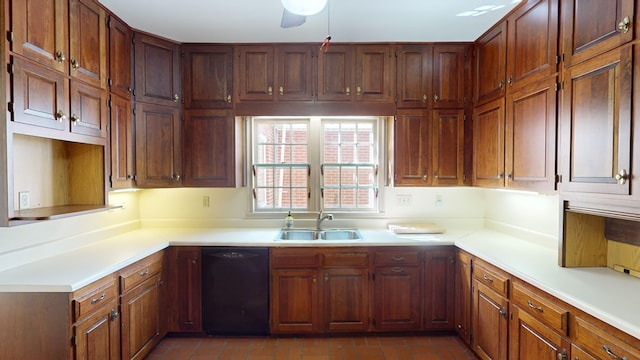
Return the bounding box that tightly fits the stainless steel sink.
[275,228,362,241]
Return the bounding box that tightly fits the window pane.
[323,188,340,209]
[341,167,357,186]
[341,188,356,208]
[291,145,308,164]
[291,167,309,187]
[358,166,375,186]
[357,188,376,209]
[324,144,339,163]
[291,188,308,209]
[255,167,274,187]
[323,166,340,187]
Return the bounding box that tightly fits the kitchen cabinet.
[134,32,181,107]
[109,94,134,189]
[183,45,234,108]
[471,260,510,360]
[423,247,455,330]
[119,251,165,360]
[108,15,133,99]
[573,316,640,360]
[395,109,464,186]
[561,0,635,68]
[183,109,238,187]
[165,247,202,333]
[372,248,422,331]
[69,78,108,138]
[558,45,633,196]
[236,44,313,102]
[432,45,467,109]
[134,102,182,187]
[69,0,107,89]
[317,44,394,102]
[472,98,505,187]
[474,23,507,106]
[455,250,472,345]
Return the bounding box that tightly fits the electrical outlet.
[397,194,412,206]
[18,192,30,209]
[435,194,443,207]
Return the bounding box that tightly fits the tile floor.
[145,334,478,360]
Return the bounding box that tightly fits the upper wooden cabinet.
[134,32,181,107]
[69,0,107,89]
[561,0,635,68]
[432,109,465,185]
[472,98,505,187]
[236,44,313,102]
[396,44,467,109]
[183,45,234,108]
[318,44,394,102]
[474,23,507,106]
[108,15,133,98]
[110,94,134,189]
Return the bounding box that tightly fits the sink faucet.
[316,211,334,230]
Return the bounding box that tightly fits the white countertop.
[0,226,638,341]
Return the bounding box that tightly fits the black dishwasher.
[201,247,269,335]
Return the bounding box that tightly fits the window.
[250,116,384,214]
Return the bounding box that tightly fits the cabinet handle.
[422,94,427,103]
[618,16,631,34]
[324,273,329,281]
[54,50,66,63]
[139,268,150,277]
[507,173,513,180]
[498,80,505,89]
[434,172,439,179]
[192,259,197,264]
[226,94,232,103]
[499,307,507,317]
[527,300,543,313]
[71,114,80,125]
[71,59,80,69]
[279,86,284,96]
[507,75,513,85]
[90,293,106,304]
[391,256,405,261]
[313,276,317,283]
[55,110,66,122]
[482,273,494,283]
[127,86,133,93]
[434,94,439,102]
[184,321,194,325]
[345,87,350,95]
[126,174,133,179]
[109,309,119,321]
[422,172,427,180]
[173,94,179,102]
[602,345,628,360]
[557,349,568,360]
[268,86,273,96]
[614,169,628,184]
[499,173,504,179]
[172,173,181,181]
[356,86,361,95]
[391,267,404,273]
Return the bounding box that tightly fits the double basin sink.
[275,228,363,241]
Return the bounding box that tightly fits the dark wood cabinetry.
[134,33,181,106]
[277,45,314,101]
[165,247,202,333]
[70,79,108,138]
[423,247,455,330]
[432,45,467,109]
[474,23,507,106]
[108,15,133,99]
[472,98,505,187]
[455,250,472,345]
[69,0,107,89]
[110,94,134,189]
[317,44,352,101]
[396,44,432,108]
[183,45,234,108]
[236,45,275,101]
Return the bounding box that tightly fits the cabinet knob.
[618,16,631,34]
[499,307,507,318]
[313,276,317,283]
[434,94,439,102]
[172,173,181,181]
[71,114,80,125]
[126,174,133,180]
[356,86,361,95]
[55,110,66,122]
[54,50,66,63]
[507,173,513,180]
[614,169,629,184]
[324,273,329,281]
[422,172,427,181]
[226,94,232,103]
[556,349,567,360]
[345,87,350,95]
[71,59,80,70]
[127,86,133,93]
[173,94,179,102]
[422,94,427,103]
[434,172,439,179]
[109,309,119,321]
[279,86,284,96]
[268,86,273,96]
[507,75,513,85]
[498,80,505,89]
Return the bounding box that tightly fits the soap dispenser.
[284,211,294,229]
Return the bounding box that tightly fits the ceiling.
[98,0,522,44]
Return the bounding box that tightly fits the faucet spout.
[316,211,334,230]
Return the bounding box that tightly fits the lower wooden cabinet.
[165,246,202,333]
[271,267,320,333]
[423,247,455,330]
[73,298,120,360]
[455,250,472,344]
[509,304,570,360]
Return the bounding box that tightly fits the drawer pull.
[391,257,405,261]
[391,267,404,273]
[482,274,494,282]
[139,268,150,277]
[527,300,543,313]
[602,345,628,360]
[90,293,106,304]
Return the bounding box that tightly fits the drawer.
[119,251,163,293]
[271,248,320,268]
[574,316,640,360]
[323,250,369,268]
[512,282,569,335]
[473,261,509,297]
[72,275,117,322]
[374,249,420,266]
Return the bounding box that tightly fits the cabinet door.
[395,109,431,186]
[473,98,505,187]
[74,300,120,360]
[135,103,182,187]
[433,45,466,108]
[11,0,68,72]
[354,45,394,102]
[474,23,507,105]
[271,268,319,333]
[108,15,133,99]
[322,268,369,332]
[70,80,108,138]
[165,247,202,333]
[561,0,634,67]
[455,251,472,345]
[506,0,559,89]
[317,45,353,101]
[570,344,598,360]
[423,248,455,330]
[432,109,464,185]
[472,280,509,360]
[110,94,134,189]
[505,78,557,192]
[373,266,422,331]
[183,45,233,108]
[276,45,314,101]
[509,305,570,360]
[11,56,69,132]
[134,33,181,106]
[237,45,275,101]
[396,44,432,108]
[183,109,236,187]
[69,0,107,89]
[559,46,632,195]
[120,275,162,360]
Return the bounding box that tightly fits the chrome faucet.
[316,211,334,230]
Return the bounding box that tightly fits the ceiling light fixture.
[281,0,328,16]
